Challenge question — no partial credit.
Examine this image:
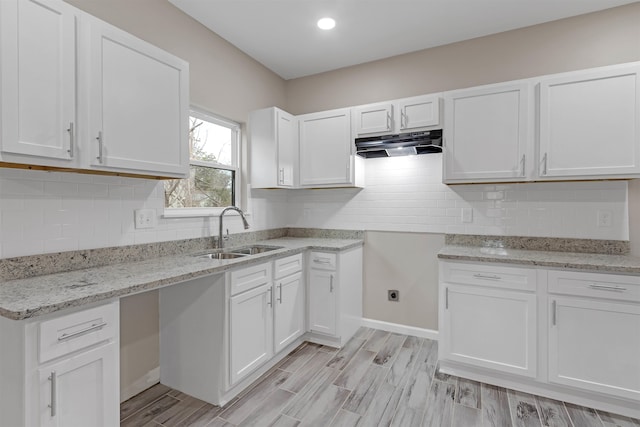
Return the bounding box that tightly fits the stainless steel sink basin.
[197,252,247,260]
[228,245,283,255]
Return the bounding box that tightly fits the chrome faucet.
[218,206,250,249]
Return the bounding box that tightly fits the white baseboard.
[120,366,161,403]
[361,318,439,341]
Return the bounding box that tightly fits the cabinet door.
[88,20,189,177]
[274,272,304,353]
[277,109,296,187]
[229,284,273,385]
[441,284,536,377]
[37,343,118,427]
[299,109,352,187]
[354,103,393,136]
[538,64,640,178]
[397,95,440,131]
[308,269,337,336]
[548,297,640,400]
[443,83,530,183]
[0,0,77,164]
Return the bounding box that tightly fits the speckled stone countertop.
[0,237,362,321]
[439,234,640,274]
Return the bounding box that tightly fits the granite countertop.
[438,245,640,274]
[0,237,363,321]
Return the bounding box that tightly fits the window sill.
[162,208,251,219]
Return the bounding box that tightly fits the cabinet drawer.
[39,301,118,364]
[441,261,536,292]
[274,253,303,279]
[309,252,337,271]
[548,270,640,302]
[230,262,272,296]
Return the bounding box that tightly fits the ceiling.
[168,0,638,80]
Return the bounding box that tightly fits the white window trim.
[163,108,242,218]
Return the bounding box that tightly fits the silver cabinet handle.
[473,273,502,281]
[66,122,74,158]
[48,371,57,417]
[541,153,548,175]
[277,283,282,303]
[314,259,331,264]
[329,274,334,293]
[445,287,449,309]
[96,131,104,163]
[400,111,406,129]
[520,154,525,176]
[58,321,107,342]
[279,168,284,184]
[551,300,557,326]
[588,284,627,292]
[267,287,273,307]
[386,112,391,130]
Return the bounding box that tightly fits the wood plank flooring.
[121,328,640,427]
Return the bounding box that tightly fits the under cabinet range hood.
[355,129,443,158]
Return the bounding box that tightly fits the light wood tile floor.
[121,328,640,427]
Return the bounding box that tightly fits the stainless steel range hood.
[355,130,442,158]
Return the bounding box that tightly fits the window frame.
[163,107,242,218]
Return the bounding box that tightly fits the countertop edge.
[0,238,363,321]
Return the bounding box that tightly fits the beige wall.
[364,232,444,330]
[286,2,640,114]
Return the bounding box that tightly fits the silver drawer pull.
[57,321,107,342]
[49,371,57,417]
[314,259,331,264]
[473,273,502,281]
[588,284,627,292]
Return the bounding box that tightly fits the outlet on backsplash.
[597,210,612,228]
[134,209,157,229]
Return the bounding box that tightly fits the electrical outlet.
[597,210,612,228]
[462,208,473,223]
[134,209,156,229]
[388,290,399,302]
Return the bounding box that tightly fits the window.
[164,109,240,214]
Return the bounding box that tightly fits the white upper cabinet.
[299,108,356,187]
[354,103,393,135]
[397,94,441,131]
[538,63,640,179]
[249,107,297,188]
[0,0,189,178]
[443,82,531,183]
[0,0,79,167]
[353,94,441,137]
[87,19,189,177]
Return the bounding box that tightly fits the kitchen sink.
[197,252,247,260]
[228,245,283,255]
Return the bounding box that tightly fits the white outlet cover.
[596,210,612,228]
[134,209,156,229]
[462,208,473,223]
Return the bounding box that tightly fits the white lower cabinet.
[439,260,640,419]
[229,283,273,385]
[0,301,120,427]
[38,343,119,427]
[308,268,337,336]
[440,262,537,378]
[547,269,640,401]
[274,271,305,353]
[443,284,537,377]
[307,248,363,347]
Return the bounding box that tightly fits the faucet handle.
[224,228,230,241]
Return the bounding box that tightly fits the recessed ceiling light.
[317,17,336,30]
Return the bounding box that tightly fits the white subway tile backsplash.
[285,155,628,240]
[0,153,630,258]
